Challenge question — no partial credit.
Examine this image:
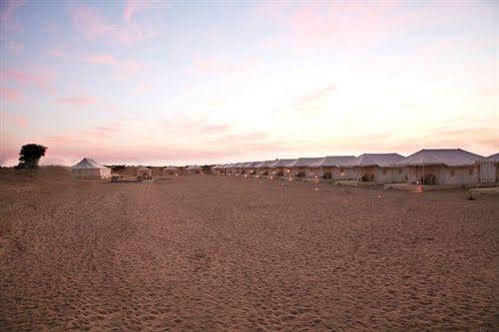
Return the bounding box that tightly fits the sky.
[0,0,498,166]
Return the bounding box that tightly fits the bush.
[296,171,305,178]
[361,173,374,182]
[323,172,331,179]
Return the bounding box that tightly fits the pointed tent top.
[398,148,483,167]
[354,153,405,167]
[72,158,108,169]
[321,155,357,167]
[294,157,325,167]
[487,152,499,162]
[272,159,298,167]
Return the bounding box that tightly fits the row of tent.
[71,159,203,179]
[212,149,499,186]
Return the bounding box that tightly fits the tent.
[475,152,499,184]
[255,160,277,176]
[163,166,178,175]
[320,156,357,180]
[72,158,111,179]
[292,157,325,178]
[137,167,152,179]
[397,149,483,185]
[271,159,297,178]
[352,153,405,184]
[186,165,202,174]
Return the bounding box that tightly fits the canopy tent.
[320,156,357,180]
[137,167,152,179]
[271,159,297,177]
[293,157,325,178]
[72,158,111,179]
[186,165,202,174]
[352,153,405,184]
[397,149,483,185]
[163,166,178,175]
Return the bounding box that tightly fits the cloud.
[0,0,26,35]
[0,87,23,102]
[194,56,260,76]
[83,54,142,77]
[137,81,157,93]
[47,48,66,57]
[123,0,166,22]
[202,124,231,134]
[69,4,156,45]
[4,68,56,94]
[300,85,336,104]
[0,0,26,21]
[5,112,29,128]
[56,96,96,106]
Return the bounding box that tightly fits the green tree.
[16,144,47,169]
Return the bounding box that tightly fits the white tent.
[186,165,202,174]
[352,153,405,184]
[320,156,357,180]
[271,159,297,178]
[72,158,111,179]
[163,166,178,175]
[292,157,325,178]
[397,149,483,185]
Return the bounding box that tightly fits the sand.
[0,168,498,330]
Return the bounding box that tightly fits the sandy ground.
[0,168,498,330]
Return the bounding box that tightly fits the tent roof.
[164,166,178,170]
[240,162,254,168]
[254,160,274,168]
[186,165,202,170]
[272,159,298,167]
[487,152,499,162]
[72,158,108,169]
[138,166,150,171]
[398,149,483,167]
[294,157,325,167]
[321,155,357,167]
[354,153,405,167]
[248,161,262,168]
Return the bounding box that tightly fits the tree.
[16,144,47,169]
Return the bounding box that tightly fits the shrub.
[16,144,47,169]
[323,172,332,179]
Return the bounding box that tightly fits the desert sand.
[0,167,497,330]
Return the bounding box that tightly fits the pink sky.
[1,1,498,166]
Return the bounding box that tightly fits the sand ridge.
[0,172,498,330]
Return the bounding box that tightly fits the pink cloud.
[56,96,96,106]
[69,4,156,45]
[83,54,142,76]
[123,0,167,22]
[5,68,56,94]
[85,54,117,66]
[48,49,67,58]
[5,112,28,128]
[300,85,336,104]
[0,87,23,102]
[194,56,259,75]
[203,124,231,134]
[0,0,26,21]
[137,81,157,93]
